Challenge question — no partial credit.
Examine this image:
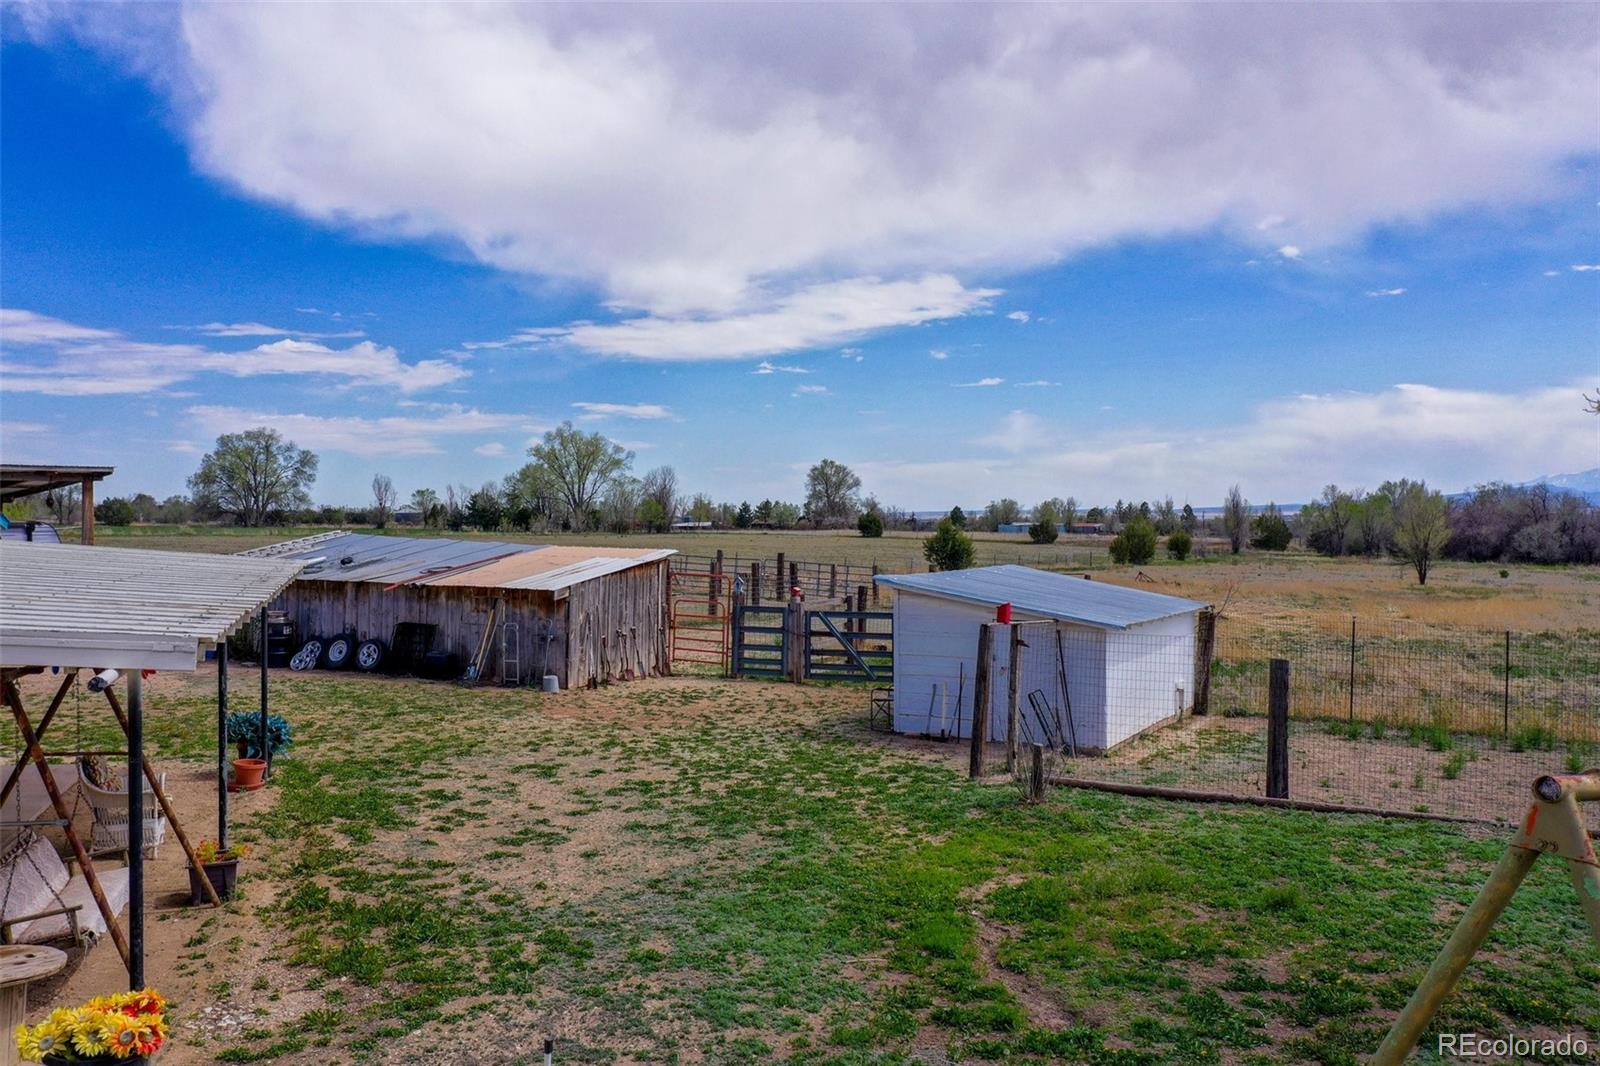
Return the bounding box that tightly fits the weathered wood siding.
[563,559,670,687]
[270,558,668,688]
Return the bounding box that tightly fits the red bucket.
[996,602,1012,623]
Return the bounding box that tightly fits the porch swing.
[0,668,217,970]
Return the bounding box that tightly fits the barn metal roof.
[873,564,1206,630]
[243,533,673,592]
[0,542,306,670]
[240,531,543,584]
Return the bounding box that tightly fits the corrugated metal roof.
[427,546,674,590]
[0,542,305,670]
[243,532,672,592]
[241,531,544,584]
[873,564,1205,630]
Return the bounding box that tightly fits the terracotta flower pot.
[230,758,267,792]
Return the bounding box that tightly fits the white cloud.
[752,360,810,375]
[929,349,948,360]
[857,380,1600,504]
[1364,288,1406,297]
[1544,270,1562,277]
[41,6,1593,354]
[186,404,535,457]
[1015,379,1059,387]
[792,384,830,396]
[178,321,366,338]
[473,442,508,457]
[1572,264,1600,272]
[1,308,465,394]
[1277,245,1303,260]
[954,377,1004,388]
[555,275,996,360]
[1006,310,1031,323]
[570,401,673,420]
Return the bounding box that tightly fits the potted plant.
[224,712,293,791]
[16,987,167,1063]
[186,840,249,905]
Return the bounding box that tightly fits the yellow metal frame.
[1371,770,1600,1065]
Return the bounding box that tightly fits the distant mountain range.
[1506,468,1600,505]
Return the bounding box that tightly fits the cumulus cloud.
[186,403,535,457]
[177,321,366,338]
[858,380,1600,504]
[1364,288,1406,297]
[33,5,1594,355]
[570,401,673,420]
[954,377,1004,388]
[555,275,996,360]
[1006,310,1031,323]
[1,308,465,394]
[929,349,948,360]
[1277,245,1303,260]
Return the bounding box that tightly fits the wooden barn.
[243,532,674,688]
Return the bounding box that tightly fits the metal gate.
[804,609,894,682]
[668,570,732,674]
[733,604,787,677]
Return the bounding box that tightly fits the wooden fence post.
[1193,608,1216,716]
[970,623,994,779]
[790,561,799,595]
[709,549,723,616]
[1028,744,1046,803]
[829,564,838,600]
[1006,624,1022,774]
[750,563,762,607]
[1267,658,1290,799]
[785,595,806,683]
[775,553,785,598]
[871,565,880,605]
[730,585,746,677]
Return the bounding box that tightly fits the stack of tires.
[288,634,387,673]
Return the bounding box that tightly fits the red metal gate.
[668,570,732,674]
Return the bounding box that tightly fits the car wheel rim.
[357,644,381,669]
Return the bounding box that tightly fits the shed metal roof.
[0,542,305,670]
[240,532,543,585]
[243,532,673,592]
[873,564,1205,630]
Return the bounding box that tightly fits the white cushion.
[0,837,69,928]
[11,867,129,944]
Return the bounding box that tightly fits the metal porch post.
[127,672,144,990]
[217,641,229,850]
[258,605,269,776]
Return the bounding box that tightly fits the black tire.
[354,639,386,673]
[289,639,323,672]
[321,633,356,670]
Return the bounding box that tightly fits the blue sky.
[2,5,1597,510]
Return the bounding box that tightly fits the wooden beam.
[0,671,77,813]
[79,478,94,546]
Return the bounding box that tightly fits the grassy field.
[81,523,1600,632]
[28,670,1599,1065]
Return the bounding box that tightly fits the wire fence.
[1010,614,1598,830]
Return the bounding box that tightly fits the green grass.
[108,672,1600,1062]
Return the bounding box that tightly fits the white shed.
[874,565,1207,753]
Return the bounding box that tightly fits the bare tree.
[188,427,318,526]
[1222,484,1249,555]
[371,474,396,529]
[1393,480,1451,585]
[1586,387,1599,415]
[804,459,863,527]
[640,465,679,524]
[526,421,633,530]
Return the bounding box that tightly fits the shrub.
[857,510,884,538]
[226,711,294,759]
[1249,505,1293,551]
[93,497,136,527]
[1109,516,1156,565]
[1026,520,1058,544]
[1166,529,1192,560]
[923,518,976,571]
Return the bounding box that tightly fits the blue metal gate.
[804,609,894,682]
[733,604,787,677]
